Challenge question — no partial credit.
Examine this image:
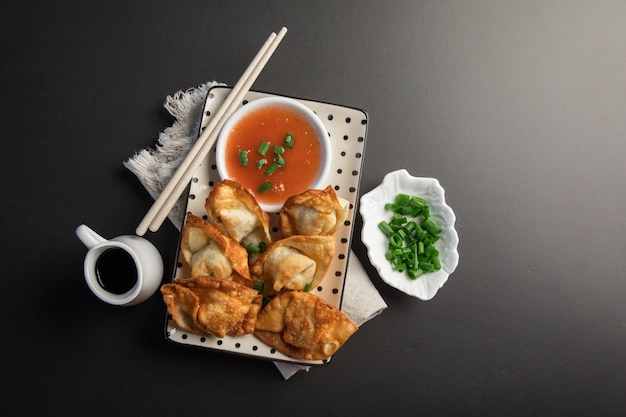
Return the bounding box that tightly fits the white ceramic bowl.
[360,169,459,300]
[216,96,331,212]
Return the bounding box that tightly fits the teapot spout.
[75,224,107,249]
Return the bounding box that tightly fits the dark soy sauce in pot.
[95,248,137,294]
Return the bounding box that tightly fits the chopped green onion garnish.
[258,141,270,155]
[410,196,427,208]
[273,145,285,155]
[401,205,414,216]
[404,251,416,267]
[257,158,267,169]
[253,280,264,292]
[238,150,248,166]
[423,217,442,236]
[303,283,312,292]
[393,261,407,272]
[408,268,424,280]
[389,234,403,248]
[247,242,261,254]
[432,254,441,270]
[379,192,444,281]
[384,203,398,212]
[419,261,435,272]
[404,221,416,235]
[265,161,280,176]
[396,193,410,206]
[283,132,295,148]
[258,180,273,193]
[391,214,407,225]
[276,154,286,167]
[425,244,439,258]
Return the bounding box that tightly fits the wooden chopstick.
[135,27,288,236]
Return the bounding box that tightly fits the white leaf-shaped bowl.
[360,169,459,300]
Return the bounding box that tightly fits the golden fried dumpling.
[161,276,261,338]
[250,235,335,295]
[279,185,350,237]
[180,213,251,284]
[205,180,272,251]
[255,291,358,360]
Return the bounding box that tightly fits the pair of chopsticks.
[136,27,288,236]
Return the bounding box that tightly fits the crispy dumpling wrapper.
[161,276,261,338]
[180,213,251,284]
[255,291,358,360]
[250,234,335,295]
[279,185,350,237]
[205,180,272,251]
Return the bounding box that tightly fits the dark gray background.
[2,1,624,416]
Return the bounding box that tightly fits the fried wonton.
[250,234,335,296]
[180,213,251,284]
[279,185,350,237]
[161,276,261,338]
[255,291,358,360]
[205,180,272,254]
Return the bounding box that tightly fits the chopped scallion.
[379,192,444,281]
[395,193,410,206]
[384,203,398,211]
[378,221,395,237]
[404,221,416,235]
[265,161,280,176]
[257,180,273,194]
[253,280,264,292]
[410,196,427,208]
[393,261,407,272]
[238,150,248,166]
[408,268,424,280]
[273,145,285,155]
[401,205,414,216]
[247,242,261,254]
[423,217,442,236]
[258,141,270,155]
[419,261,435,272]
[432,254,441,270]
[391,214,407,225]
[389,234,403,248]
[283,132,295,148]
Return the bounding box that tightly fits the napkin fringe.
[123,81,222,227]
[164,84,213,123]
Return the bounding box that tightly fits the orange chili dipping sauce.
[223,104,324,206]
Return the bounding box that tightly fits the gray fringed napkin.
[124,81,387,379]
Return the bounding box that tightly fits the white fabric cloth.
[124,81,387,379]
